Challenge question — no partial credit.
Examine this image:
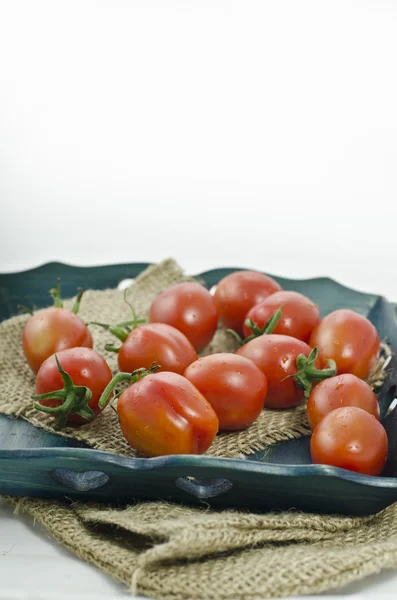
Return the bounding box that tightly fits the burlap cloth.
[1,258,396,598]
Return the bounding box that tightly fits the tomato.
[23,308,93,373]
[22,284,92,373]
[309,309,380,380]
[116,371,219,456]
[184,353,267,431]
[310,406,388,476]
[214,270,282,335]
[237,334,336,408]
[307,374,379,431]
[34,347,113,426]
[149,282,218,352]
[243,291,320,343]
[118,323,197,375]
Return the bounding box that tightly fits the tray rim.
[0,259,388,303]
[2,445,397,489]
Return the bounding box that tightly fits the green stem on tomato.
[261,306,282,334]
[292,348,337,399]
[122,289,143,330]
[75,407,96,421]
[90,322,129,342]
[105,343,121,353]
[226,329,245,345]
[117,317,146,329]
[32,390,69,402]
[54,390,75,429]
[98,363,161,410]
[89,295,146,350]
[50,278,64,308]
[71,288,85,315]
[32,355,95,428]
[98,373,134,410]
[227,307,283,346]
[110,401,119,416]
[17,304,34,316]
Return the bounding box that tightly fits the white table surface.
[1,0,397,598]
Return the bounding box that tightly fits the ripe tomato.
[184,353,267,431]
[23,308,93,373]
[118,323,197,375]
[307,374,379,431]
[22,284,92,373]
[149,282,218,352]
[34,347,113,426]
[237,334,336,408]
[243,291,320,343]
[309,309,380,380]
[213,270,281,335]
[310,406,388,476]
[116,371,219,456]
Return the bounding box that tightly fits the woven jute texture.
[1,258,395,599]
[7,496,397,599]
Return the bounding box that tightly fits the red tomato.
[243,291,320,343]
[214,270,282,335]
[184,353,267,431]
[237,334,335,408]
[23,307,93,373]
[34,347,113,425]
[310,407,388,476]
[149,282,218,352]
[117,371,219,456]
[118,323,197,375]
[310,309,380,380]
[307,374,379,431]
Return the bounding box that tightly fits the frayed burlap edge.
[6,496,397,599]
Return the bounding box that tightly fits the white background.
[1,1,397,598]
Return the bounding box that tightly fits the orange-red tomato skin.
[184,353,268,430]
[117,372,219,457]
[23,307,93,373]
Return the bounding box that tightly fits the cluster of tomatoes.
[22,271,388,476]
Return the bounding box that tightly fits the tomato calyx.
[92,317,146,353]
[98,362,161,410]
[91,291,146,353]
[49,278,85,314]
[32,355,95,428]
[17,304,35,316]
[70,288,85,315]
[49,278,64,308]
[18,279,86,318]
[227,307,282,345]
[290,348,337,398]
[91,321,131,348]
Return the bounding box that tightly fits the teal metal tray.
[1,262,397,516]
